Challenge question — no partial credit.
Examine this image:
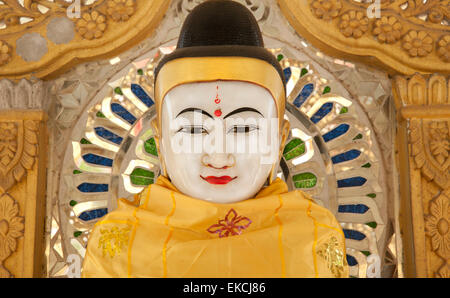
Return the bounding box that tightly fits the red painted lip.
[201,175,237,185]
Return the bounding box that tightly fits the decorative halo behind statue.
[54,44,387,278]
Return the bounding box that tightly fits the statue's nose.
[201,154,235,169]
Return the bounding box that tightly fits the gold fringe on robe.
[82,177,349,278]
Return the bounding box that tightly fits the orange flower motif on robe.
[207,209,252,238]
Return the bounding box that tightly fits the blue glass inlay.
[77,183,109,193]
[131,84,154,107]
[78,208,108,221]
[347,254,358,266]
[311,102,333,124]
[337,177,367,188]
[323,124,350,142]
[338,204,369,214]
[343,229,367,241]
[293,83,314,108]
[111,103,137,125]
[95,127,123,145]
[331,149,361,164]
[82,153,113,167]
[283,67,292,84]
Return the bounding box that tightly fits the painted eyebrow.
[223,107,263,119]
[176,108,214,119]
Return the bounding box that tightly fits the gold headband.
[154,56,286,128]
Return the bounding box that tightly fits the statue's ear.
[269,117,290,183]
[279,118,290,156]
[151,118,167,177]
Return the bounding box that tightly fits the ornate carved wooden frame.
[0,0,448,277]
[0,0,169,80]
[393,74,450,277]
[278,0,450,75]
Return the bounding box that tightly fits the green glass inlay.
[114,87,123,95]
[284,146,306,161]
[96,111,106,118]
[323,86,331,94]
[367,193,377,198]
[300,68,308,77]
[293,172,317,189]
[73,170,82,175]
[137,69,144,76]
[277,54,284,61]
[366,222,377,229]
[353,134,363,140]
[69,200,78,207]
[74,231,82,238]
[283,138,303,154]
[362,163,372,168]
[339,107,348,114]
[283,138,306,161]
[361,250,371,256]
[144,137,158,156]
[80,138,92,144]
[130,168,155,186]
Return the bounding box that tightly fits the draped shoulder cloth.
[82,177,349,278]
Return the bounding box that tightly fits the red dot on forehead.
[214,109,222,117]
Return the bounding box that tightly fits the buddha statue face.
[159,81,282,203]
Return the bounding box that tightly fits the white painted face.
[160,81,280,203]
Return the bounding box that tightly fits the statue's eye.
[228,125,259,134]
[178,126,208,134]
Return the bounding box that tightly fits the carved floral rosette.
[424,190,450,277]
[0,193,24,278]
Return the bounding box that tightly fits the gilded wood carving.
[424,189,450,277]
[278,0,450,75]
[410,120,449,189]
[0,78,47,278]
[0,119,38,277]
[0,120,38,193]
[0,0,446,278]
[0,193,24,278]
[393,73,450,277]
[0,0,170,80]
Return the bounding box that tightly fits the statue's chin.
[172,179,264,204]
[190,194,254,204]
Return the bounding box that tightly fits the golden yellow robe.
[82,176,348,278]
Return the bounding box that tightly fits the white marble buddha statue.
[82,0,348,278]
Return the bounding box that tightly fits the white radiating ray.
[72,142,112,174]
[101,96,132,131]
[122,160,156,193]
[72,200,108,218]
[122,87,150,113]
[305,95,352,118]
[290,128,314,165]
